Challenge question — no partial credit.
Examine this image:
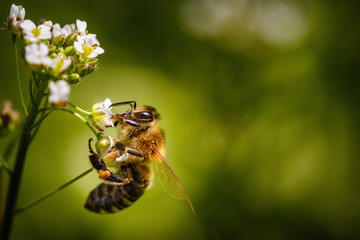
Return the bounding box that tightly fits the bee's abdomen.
[84,181,146,214]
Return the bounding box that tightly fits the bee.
[85,101,194,214]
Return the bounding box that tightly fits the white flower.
[91,98,114,131]
[74,34,104,58]
[8,4,25,35]
[49,53,72,76]
[48,80,71,107]
[20,20,52,43]
[52,23,75,38]
[24,43,52,68]
[76,19,87,35]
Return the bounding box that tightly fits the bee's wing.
[153,148,195,214]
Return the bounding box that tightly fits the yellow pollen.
[83,46,92,57]
[32,28,41,38]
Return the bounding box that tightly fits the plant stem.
[3,130,20,161]
[68,102,92,115]
[13,35,28,116]
[15,168,93,214]
[0,171,3,235]
[0,80,47,240]
[55,108,100,139]
[0,131,19,233]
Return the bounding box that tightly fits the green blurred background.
[1,0,360,239]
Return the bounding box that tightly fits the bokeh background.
[1,0,360,239]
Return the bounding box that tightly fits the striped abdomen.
[85,163,151,214]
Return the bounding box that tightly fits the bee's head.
[120,105,160,125]
[111,101,160,128]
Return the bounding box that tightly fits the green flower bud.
[49,52,57,58]
[67,73,80,84]
[78,63,96,77]
[48,44,56,53]
[48,45,58,58]
[64,46,76,56]
[65,33,78,46]
[51,34,66,47]
[61,74,68,81]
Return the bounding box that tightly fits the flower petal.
[74,41,84,53]
[39,43,49,56]
[38,30,52,40]
[52,23,62,38]
[85,34,100,46]
[87,47,104,58]
[63,24,75,36]
[10,4,20,18]
[61,58,72,72]
[42,57,53,66]
[42,20,52,28]
[19,7,25,19]
[104,98,112,109]
[20,19,35,31]
[24,35,39,43]
[76,19,87,34]
[96,47,104,54]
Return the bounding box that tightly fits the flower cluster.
[7,4,105,107]
[6,4,124,170]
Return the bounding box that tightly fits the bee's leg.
[88,139,125,183]
[110,101,137,110]
[115,142,143,157]
[111,114,140,127]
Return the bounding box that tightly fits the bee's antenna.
[110,101,137,110]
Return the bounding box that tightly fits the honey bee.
[85,101,194,214]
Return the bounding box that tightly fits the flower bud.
[67,73,80,84]
[64,46,76,56]
[65,32,78,46]
[51,34,66,46]
[8,4,25,36]
[78,63,96,77]
[48,44,56,53]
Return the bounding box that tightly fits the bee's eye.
[133,111,153,120]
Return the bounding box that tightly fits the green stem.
[0,172,3,234]
[0,79,47,240]
[13,35,28,116]
[2,130,20,161]
[0,156,12,175]
[15,168,93,214]
[55,108,100,139]
[68,102,92,115]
